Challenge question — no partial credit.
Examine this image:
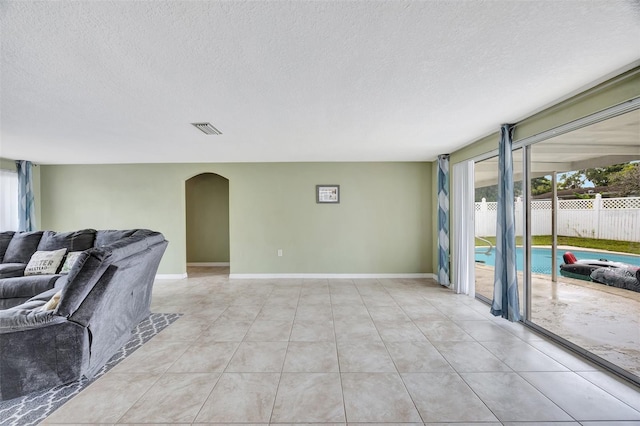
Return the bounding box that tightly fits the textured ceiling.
[1,1,639,165]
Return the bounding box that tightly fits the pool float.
[559,251,632,281]
[590,266,640,293]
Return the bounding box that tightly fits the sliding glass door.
[525,109,640,380]
[470,106,639,383]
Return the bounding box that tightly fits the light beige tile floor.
[42,267,640,425]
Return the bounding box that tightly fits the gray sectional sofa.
[0,229,97,309]
[0,229,168,400]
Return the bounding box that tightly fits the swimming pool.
[475,247,640,275]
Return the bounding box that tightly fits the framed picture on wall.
[316,185,340,204]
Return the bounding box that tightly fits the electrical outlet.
[277,249,283,257]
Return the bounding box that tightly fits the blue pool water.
[475,247,640,275]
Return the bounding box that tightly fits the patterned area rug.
[0,313,181,426]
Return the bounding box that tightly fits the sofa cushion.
[0,275,62,299]
[60,251,83,274]
[24,248,67,276]
[95,230,136,247]
[37,229,96,252]
[23,287,59,303]
[0,297,32,311]
[0,263,27,279]
[3,231,44,264]
[0,231,15,263]
[4,287,61,313]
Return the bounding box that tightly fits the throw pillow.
[24,248,67,276]
[40,291,62,312]
[60,251,83,274]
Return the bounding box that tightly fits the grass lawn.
[476,235,640,255]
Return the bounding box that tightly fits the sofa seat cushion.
[3,231,44,264]
[0,297,31,310]
[0,263,27,278]
[0,275,62,299]
[37,229,96,252]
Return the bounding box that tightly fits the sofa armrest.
[102,231,165,263]
[0,263,27,278]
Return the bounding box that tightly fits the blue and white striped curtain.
[16,160,36,232]
[437,154,450,287]
[491,125,521,321]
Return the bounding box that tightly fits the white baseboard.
[229,273,436,280]
[187,262,230,267]
[156,272,437,281]
[155,273,188,280]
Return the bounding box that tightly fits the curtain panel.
[437,154,450,287]
[16,160,36,232]
[490,125,521,321]
[452,160,475,296]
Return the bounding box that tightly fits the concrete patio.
[475,261,640,378]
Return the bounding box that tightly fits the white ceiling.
[1,0,639,165]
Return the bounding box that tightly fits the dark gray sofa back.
[1,229,146,265]
[37,229,96,252]
[94,230,137,247]
[0,232,15,263]
[3,231,43,263]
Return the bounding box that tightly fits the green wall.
[40,162,433,275]
[0,158,17,171]
[186,173,230,263]
[431,161,439,276]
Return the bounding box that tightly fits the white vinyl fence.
[475,195,640,242]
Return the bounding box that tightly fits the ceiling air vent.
[191,122,222,135]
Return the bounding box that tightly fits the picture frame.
[316,185,340,204]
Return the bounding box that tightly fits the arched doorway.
[185,173,230,276]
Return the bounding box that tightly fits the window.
[0,169,18,231]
